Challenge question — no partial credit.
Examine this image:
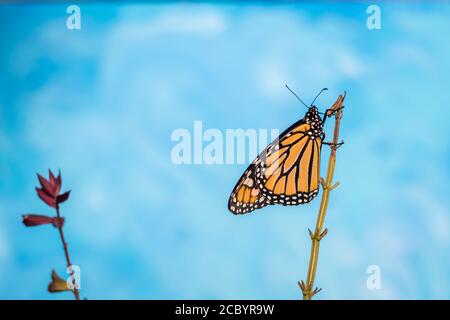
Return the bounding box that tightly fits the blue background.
[1,1,450,299]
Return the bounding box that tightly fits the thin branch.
[55,205,80,300]
[299,92,346,300]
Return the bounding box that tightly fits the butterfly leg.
[322,106,344,124]
[323,140,344,150]
[326,106,344,116]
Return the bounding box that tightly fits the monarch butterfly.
[228,86,342,215]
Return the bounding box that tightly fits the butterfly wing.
[255,120,322,205]
[228,164,268,214]
[228,115,323,214]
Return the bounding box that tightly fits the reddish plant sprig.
[22,214,64,228]
[35,170,70,208]
[22,169,80,300]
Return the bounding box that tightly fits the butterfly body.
[228,106,325,215]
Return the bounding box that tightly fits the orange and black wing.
[255,120,321,205]
[228,118,323,214]
[228,164,268,214]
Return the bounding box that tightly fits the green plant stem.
[299,92,345,300]
[55,206,80,300]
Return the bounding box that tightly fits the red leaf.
[49,169,56,185]
[37,174,57,198]
[36,188,56,208]
[22,214,54,227]
[49,169,61,195]
[57,191,70,204]
[55,171,62,195]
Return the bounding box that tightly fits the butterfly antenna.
[310,88,328,106]
[285,85,308,108]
